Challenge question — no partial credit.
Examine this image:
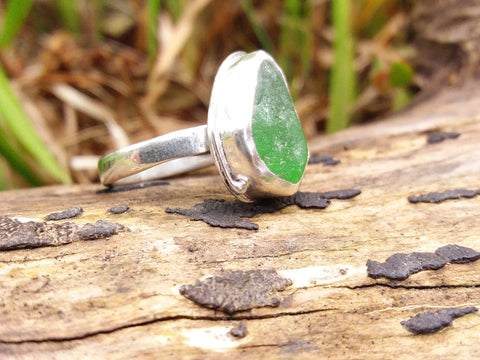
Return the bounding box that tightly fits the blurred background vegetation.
[0,0,416,190]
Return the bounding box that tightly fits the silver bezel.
[207,50,306,202]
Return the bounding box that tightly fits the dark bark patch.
[308,156,340,166]
[435,244,480,264]
[228,322,247,338]
[0,216,124,250]
[321,189,362,200]
[179,269,292,314]
[401,307,477,334]
[292,192,330,209]
[45,207,83,220]
[166,190,361,230]
[0,216,79,250]
[427,132,460,143]
[108,205,130,214]
[408,189,479,203]
[367,252,447,281]
[367,244,480,280]
[76,220,125,240]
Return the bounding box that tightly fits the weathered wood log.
[1,85,480,359]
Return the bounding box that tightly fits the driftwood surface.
[1,85,480,359]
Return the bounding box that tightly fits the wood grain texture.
[1,85,480,359]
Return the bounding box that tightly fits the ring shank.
[98,125,213,186]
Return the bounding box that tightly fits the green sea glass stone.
[251,60,308,183]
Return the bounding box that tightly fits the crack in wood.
[0,251,82,263]
[0,308,337,345]
[206,248,320,263]
[346,283,480,290]
[234,339,320,354]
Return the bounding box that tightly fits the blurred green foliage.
[327,0,356,133]
[0,0,34,47]
[0,0,71,188]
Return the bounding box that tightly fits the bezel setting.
[207,50,309,202]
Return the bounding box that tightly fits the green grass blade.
[147,0,161,63]
[327,0,356,133]
[390,61,413,111]
[392,88,411,112]
[165,0,181,20]
[240,0,274,54]
[0,66,71,184]
[0,126,43,186]
[94,0,105,39]
[53,0,81,35]
[0,0,34,48]
[0,163,6,190]
[279,0,311,78]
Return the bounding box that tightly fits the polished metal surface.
[208,50,304,201]
[98,125,211,185]
[98,50,308,201]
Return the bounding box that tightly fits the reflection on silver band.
[107,154,213,186]
[98,125,211,186]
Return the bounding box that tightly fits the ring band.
[98,50,309,202]
[98,125,212,185]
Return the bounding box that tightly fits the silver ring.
[98,50,309,202]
